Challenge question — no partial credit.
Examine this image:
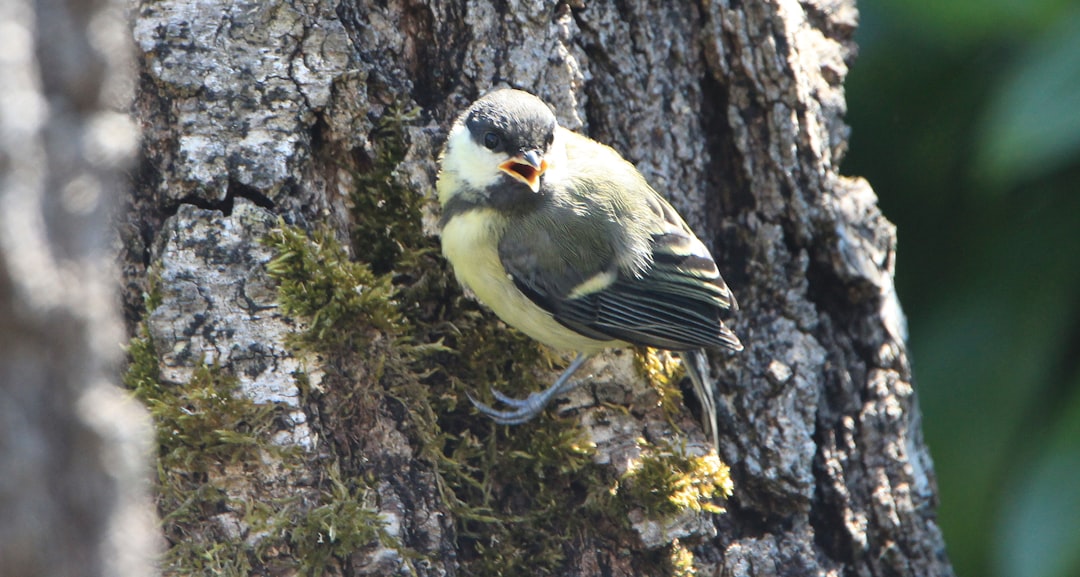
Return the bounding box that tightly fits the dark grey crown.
[464,89,557,155]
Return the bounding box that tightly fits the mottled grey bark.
[126,0,953,576]
[0,0,157,576]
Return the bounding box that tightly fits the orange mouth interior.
[499,158,548,191]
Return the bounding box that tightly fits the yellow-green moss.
[667,539,698,577]
[620,439,734,518]
[635,347,687,422]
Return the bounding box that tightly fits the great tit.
[436,88,742,446]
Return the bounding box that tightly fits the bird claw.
[468,387,558,425]
[467,353,592,426]
[490,388,526,406]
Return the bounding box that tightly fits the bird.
[435,88,742,447]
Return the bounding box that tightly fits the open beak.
[498,150,548,193]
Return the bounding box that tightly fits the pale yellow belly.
[440,209,619,353]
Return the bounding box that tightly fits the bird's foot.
[468,385,566,425]
[468,353,592,425]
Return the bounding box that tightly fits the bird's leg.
[469,353,592,425]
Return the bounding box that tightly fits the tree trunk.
[125,0,954,575]
[0,0,157,576]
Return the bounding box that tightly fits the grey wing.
[500,196,742,352]
[554,233,742,352]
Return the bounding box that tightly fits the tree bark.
[0,0,157,576]
[125,0,954,575]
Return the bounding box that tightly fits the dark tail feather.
[679,349,718,449]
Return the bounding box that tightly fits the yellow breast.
[440,209,617,353]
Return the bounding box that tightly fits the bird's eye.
[483,132,500,150]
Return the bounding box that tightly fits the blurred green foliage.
[845,1,1080,576]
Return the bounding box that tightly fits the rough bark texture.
[125,0,954,575]
[0,0,157,576]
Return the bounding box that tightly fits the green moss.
[145,268,163,312]
[348,104,425,275]
[125,333,278,574]
[285,464,392,577]
[127,105,432,576]
[124,332,161,396]
[619,440,734,518]
[124,329,396,575]
[264,223,404,353]
[260,222,624,575]
[390,303,617,576]
[125,336,284,473]
[163,539,254,577]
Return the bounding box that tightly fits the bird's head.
[438,89,557,204]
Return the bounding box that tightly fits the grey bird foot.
[468,386,565,425]
[468,353,592,426]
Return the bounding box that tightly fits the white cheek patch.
[441,124,504,195]
[543,128,569,183]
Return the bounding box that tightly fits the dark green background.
[844,1,1080,575]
